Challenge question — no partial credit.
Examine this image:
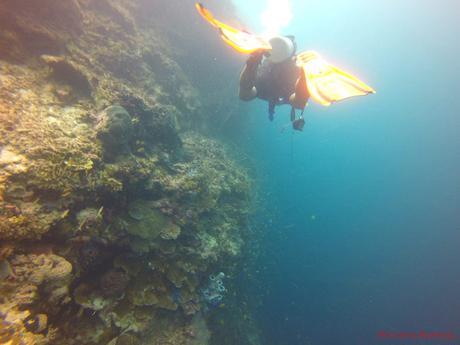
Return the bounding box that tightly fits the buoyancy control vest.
[255,57,301,118]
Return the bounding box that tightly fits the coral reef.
[0,0,258,344]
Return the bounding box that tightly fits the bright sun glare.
[260,0,293,37]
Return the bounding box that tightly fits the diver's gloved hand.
[292,118,305,131]
[246,50,264,68]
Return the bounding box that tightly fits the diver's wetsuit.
[255,57,301,120]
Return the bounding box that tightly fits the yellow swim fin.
[196,3,271,54]
[296,51,375,106]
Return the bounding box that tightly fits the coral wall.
[0,1,257,344]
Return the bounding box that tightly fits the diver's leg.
[289,68,310,111]
[290,69,308,131]
[238,52,263,101]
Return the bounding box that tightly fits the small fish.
[61,189,72,197]
[60,209,70,219]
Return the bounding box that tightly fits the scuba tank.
[266,35,297,63]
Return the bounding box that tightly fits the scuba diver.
[239,35,308,130]
[196,3,375,132]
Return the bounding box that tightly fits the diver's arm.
[239,64,257,101]
[238,52,263,101]
[289,68,310,110]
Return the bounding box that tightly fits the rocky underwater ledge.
[0,1,260,344]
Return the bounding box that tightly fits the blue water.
[227,0,460,344]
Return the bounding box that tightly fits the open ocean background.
[227,0,460,344]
